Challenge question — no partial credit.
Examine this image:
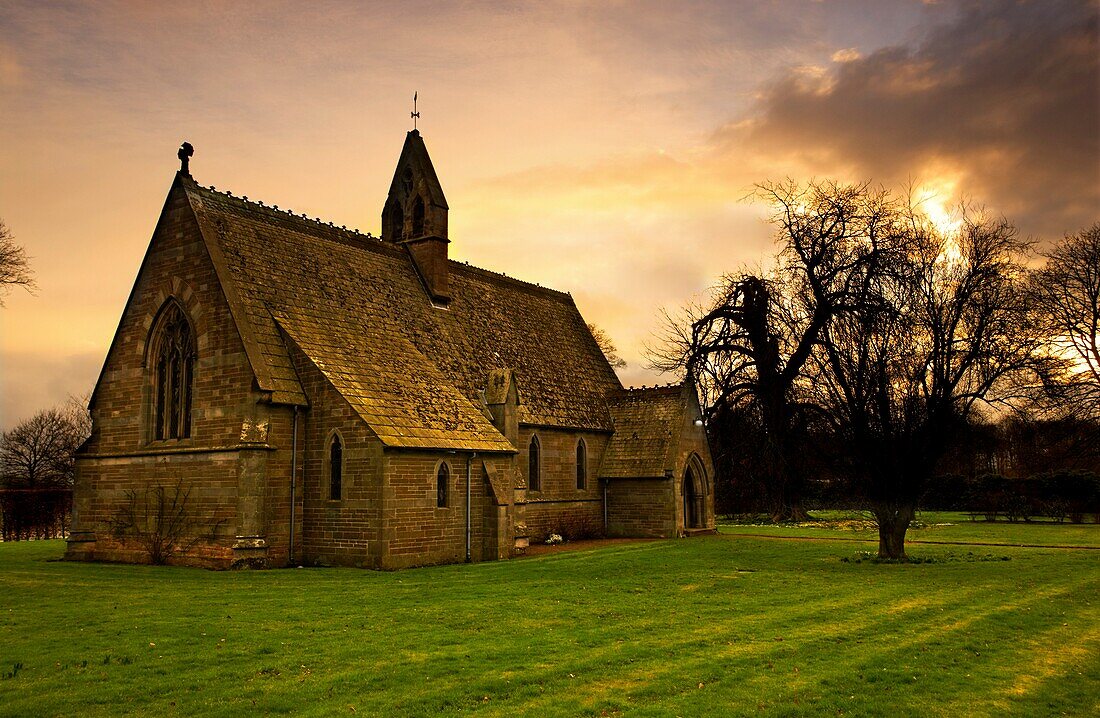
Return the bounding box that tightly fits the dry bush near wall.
[107,479,224,564]
[545,513,604,543]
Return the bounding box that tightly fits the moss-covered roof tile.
[183,178,621,451]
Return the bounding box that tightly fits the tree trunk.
[769,498,810,523]
[760,389,809,523]
[873,504,914,560]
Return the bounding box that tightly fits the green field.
[1,515,1098,717]
[719,511,1100,548]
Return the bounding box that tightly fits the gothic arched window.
[411,195,425,237]
[151,301,195,441]
[528,435,541,492]
[576,439,587,490]
[329,433,343,500]
[437,462,449,507]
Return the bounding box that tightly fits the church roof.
[181,175,621,452]
[600,385,689,478]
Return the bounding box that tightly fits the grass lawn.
[719,510,1100,548]
[0,519,1097,717]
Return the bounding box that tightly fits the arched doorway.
[682,455,708,530]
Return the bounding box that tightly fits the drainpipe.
[466,452,477,562]
[602,479,608,533]
[288,406,298,566]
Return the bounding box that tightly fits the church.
[65,131,715,569]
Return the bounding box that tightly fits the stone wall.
[67,182,275,568]
[518,426,608,542]
[292,351,383,568]
[380,451,507,569]
[670,392,718,533]
[606,478,676,537]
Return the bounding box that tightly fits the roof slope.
[600,385,687,478]
[182,176,620,451]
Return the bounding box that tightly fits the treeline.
[0,488,73,541]
[923,472,1100,524]
[712,410,1100,523]
[0,398,90,540]
[651,180,1100,558]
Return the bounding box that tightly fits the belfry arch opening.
[411,195,425,237]
[385,198,404,241]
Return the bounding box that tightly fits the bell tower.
[381,130,449,243]
[382,130,451,304]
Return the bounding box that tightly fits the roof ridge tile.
[188,178,381,244]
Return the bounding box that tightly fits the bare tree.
[649,180,907,521]
[652,180,1053,556]
[64,392,93,445]
[0,219,35,305]
[587,322,627,368]
[1,399,91,488]
[809,210,1050,558]
[1032,223,1100,418]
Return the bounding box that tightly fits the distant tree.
[587,323,627,368]
[0,219,35,305]
[1,398,91,488]
[994,413,1100,477]
[65,392,93,446]
[650,180,907,521]
[1032,223,1100,418]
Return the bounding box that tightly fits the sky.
[0,0,1097,429]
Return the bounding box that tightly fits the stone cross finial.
[178,141,194,176]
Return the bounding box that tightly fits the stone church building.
[66,132,715,569]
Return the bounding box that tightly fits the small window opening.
[391,201,404,241]
[576,440,587,490]
[528,435,541,492]
[437,463,450,507]
[329,434,343,500]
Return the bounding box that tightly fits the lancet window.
[151,301,195,441]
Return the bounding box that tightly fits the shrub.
[107,479,223,564]
[1032,471,1100,524]
[974,474,1010,521]
[546,513,604,542]
[921,474,966,511]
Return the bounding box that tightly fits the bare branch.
[0,219,36,305]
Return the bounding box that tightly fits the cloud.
[0,350,102,430]
[831,48,862,63]
[1,0,1093,416]
[0,45,22,87]
[449,0,1098,384]
[730,0,1099,240]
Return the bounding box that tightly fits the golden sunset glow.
[0,1,1096,427]
[914,179,964,238]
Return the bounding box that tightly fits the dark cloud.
[735,0,1099,240]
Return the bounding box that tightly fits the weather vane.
[411,91,420,130]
